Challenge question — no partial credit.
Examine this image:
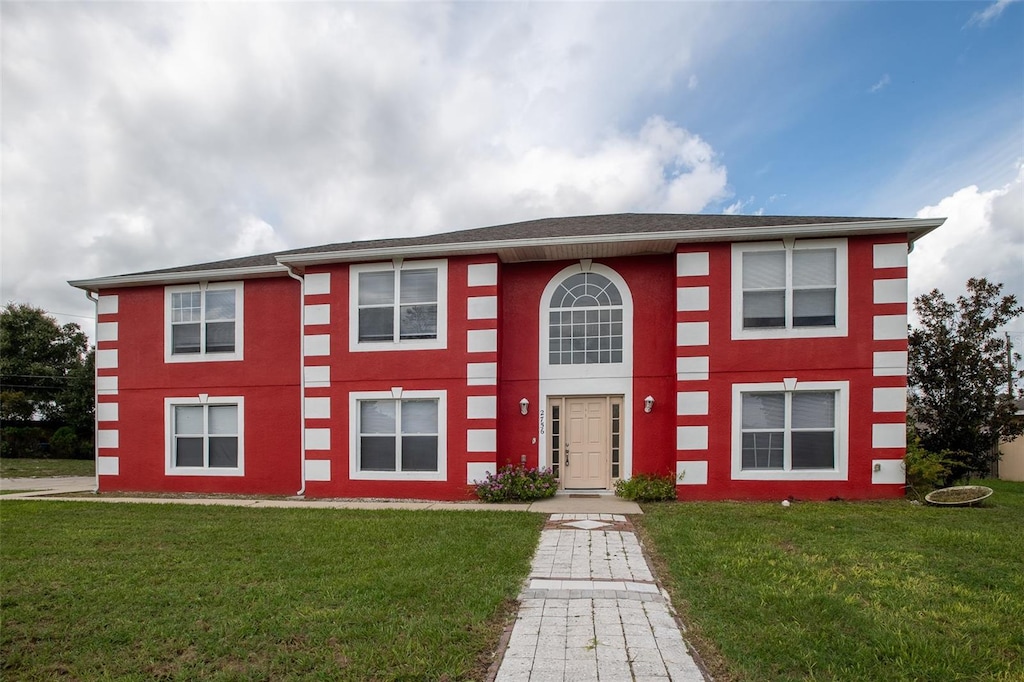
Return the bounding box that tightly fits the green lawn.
[0,458,94,478]
[638,480,1024,681]
[1,502,543,680]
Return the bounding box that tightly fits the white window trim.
[349,389,448,481]
[731,239,848,340]
[537,263,634,480]
[164,282,244,363]
[731,380,849,481]
[349,260,448,352]
[164,395,245,477]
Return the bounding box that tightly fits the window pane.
[401,436,438,471]
[792,392,835,428]
[399,269,437,304]
[792,432,835,468]
[793,249,836,286]
[175,437,204,467]
[360,401,396,434]
[743,291,785,328]
[172,323,201,354]
[793,290,836,327]
[175,406,204,435]
[208,405,238,435]
[605,281,622,306]
[205,289,235,320]
[743,251,785,288]
[359,308,394,342]
[172,291,201,323]
[742,393,785,429]
[205,321,235,352]
[209,437,238,467]
[358,271,395,305]
[401,400,437,434]
[399,304,437,339]
[741,432,784,469]
[360,436,396,470]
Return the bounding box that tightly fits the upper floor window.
[731,239,848,340]
[165,282,244,363]
[548,272,623,365]
[349,260,448,352]
[164,396,244,476]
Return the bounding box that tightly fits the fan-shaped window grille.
[548,272,623,365]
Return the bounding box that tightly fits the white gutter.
[286,266,307,497]
[86,291,100,494]
[276,218,946,267]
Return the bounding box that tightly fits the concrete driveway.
[0,476,95,494]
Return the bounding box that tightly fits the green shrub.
[905,428,955,497]
[0,426,49,459]
[48,427,81,459]
[475,465,559,502]
[614,472,679,502]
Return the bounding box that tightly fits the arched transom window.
[548,272,623,365]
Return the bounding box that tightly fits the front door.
[563,397,610,489]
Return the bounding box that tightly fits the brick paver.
[494,514,706,681]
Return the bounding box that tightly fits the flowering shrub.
[614,473,679,502]
[475,464,559,502]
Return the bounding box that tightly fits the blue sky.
[678,1,1023,218]
[1,1,1022,339]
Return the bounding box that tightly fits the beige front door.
[563,397,610,489]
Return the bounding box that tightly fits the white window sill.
[350,339,446,353]
[165,467,245,477]
[349,470,446,482]
[732,469,847,481]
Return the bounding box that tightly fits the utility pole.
[1009,332,1015,399]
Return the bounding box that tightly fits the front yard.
[4,482,1022,680]
[0,502,543,680]
[0,458,94,478]
[638,479,1024,681]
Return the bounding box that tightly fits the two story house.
[70,213,943,500]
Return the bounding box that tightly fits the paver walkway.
[494,513,706,682]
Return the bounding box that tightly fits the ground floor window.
[350,390,447,481]
[731,381,848,481]
[165,396,244,476]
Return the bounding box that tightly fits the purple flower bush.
[474,464,559,502]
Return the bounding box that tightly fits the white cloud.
[723,196,754,215]
[965,0,1020,27]
[910,163,1024,325]
[1,2,751,333]
[869,73,891,93]
[688,74,699,90]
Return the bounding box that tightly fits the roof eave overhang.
[68,264,290,292]
[68,217,945,290]
[277,217,946,267]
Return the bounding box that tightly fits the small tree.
[908,278,1023,482]
[1,303,94,457]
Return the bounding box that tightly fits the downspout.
[286,266,307,496]
[86,291,100,494]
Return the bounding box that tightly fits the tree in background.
[908,278,1023,483]
[1,303,94,458]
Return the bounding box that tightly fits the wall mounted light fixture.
[644,395,655,413]
[520,397,530,415]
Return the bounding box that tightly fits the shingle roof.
[128,212,901,276]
